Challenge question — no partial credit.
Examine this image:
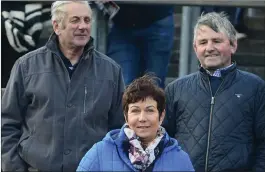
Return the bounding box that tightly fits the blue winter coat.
[77,125,194,171]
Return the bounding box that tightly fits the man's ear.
[52,20,60,35]
[193,42,197,54]
[230,40,238,54]
[193,42,200,61]
[159,110,166,125]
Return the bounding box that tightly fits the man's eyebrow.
[198,38,206,40]
[70,16,79,19]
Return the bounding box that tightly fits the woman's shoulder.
[95,138,116,150]
[95,129,122,150]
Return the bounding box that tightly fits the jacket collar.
[113,124,180,166]
[114,124,173,149]
[45,32,94,59]
[198,62,238,96]
[103,125,181,171]
[199,62,237,79]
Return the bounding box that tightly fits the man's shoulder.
[237,69,265,85]
[92,49,121,70]
[167,72,199,89]
[19,46,48,63]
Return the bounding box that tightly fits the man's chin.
[73,42,88,48]
[204,64,221,71]
[74,39,90,46]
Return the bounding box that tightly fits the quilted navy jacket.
[77,125,194,171]
[164,64,265,172]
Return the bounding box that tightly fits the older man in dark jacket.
[164,12,265,172]
[1,1,125,171]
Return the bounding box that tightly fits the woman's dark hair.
[122,73,165,119]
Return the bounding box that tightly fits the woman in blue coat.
[77,74,194,171]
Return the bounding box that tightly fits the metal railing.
[121,0,265,7]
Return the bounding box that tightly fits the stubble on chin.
[205,66,218,73]
[202,62,221,72]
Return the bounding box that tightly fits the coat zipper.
[205,77,225,172]
[84,86,87,113]
[205,96,215,172]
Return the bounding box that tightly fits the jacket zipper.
[205,77,225,172]
[84,86,87,113]
[205,96,215,172]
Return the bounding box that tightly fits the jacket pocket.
[83,78,114,115]
[82,78,114,131]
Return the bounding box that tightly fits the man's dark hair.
[122,73,165,120]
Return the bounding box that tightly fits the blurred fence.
[121,0,265,7]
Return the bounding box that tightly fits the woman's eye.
[146,109,154,113]
[131,109,140,113]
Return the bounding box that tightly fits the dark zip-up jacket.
[1,33,125,171]
[164,64,265,172]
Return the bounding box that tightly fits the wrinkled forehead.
[65,2,92,18]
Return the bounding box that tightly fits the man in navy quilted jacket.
[164,12,265,172]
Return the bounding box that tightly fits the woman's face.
[126,97,165,144]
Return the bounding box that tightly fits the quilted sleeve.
[76,143,100,171]
[253,80,265,171]
[163,83,176,138]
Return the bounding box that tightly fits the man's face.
[193,25,237,71]
[54,2,92,48]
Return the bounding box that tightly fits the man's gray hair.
[193,12,237,44]
[51,1,91,25]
